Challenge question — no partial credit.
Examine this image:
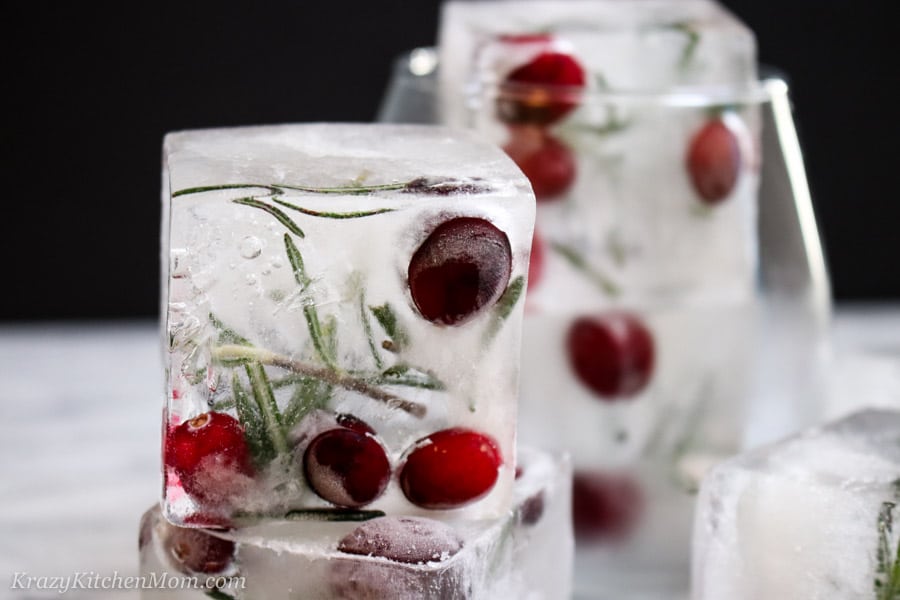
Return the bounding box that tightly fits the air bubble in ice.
[240,236,263,259]
[246,274,258,286]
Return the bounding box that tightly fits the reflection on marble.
[0,307,897,598]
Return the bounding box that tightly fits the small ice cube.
[692,410,900,599]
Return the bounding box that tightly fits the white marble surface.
[0,307,897,599]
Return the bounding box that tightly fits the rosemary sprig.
[173,183,278,198]
[369,303,409,353]
[232,373,276,466]
[550,242,620,296]
[378,364,445,390]
[209,312,252,346]
[233,197,305,238]
[273,197,395,220]
[303,305,339,370]
[483,276,526,342]
[282,234,339,370]
[876,501,900,600]
[244,362,289,455]
[214,345,425,418]
[283,234,311,288]
[284,508,386,522]
[282,377,332,429]
[359,291,384,370]
[204,589,236,600]
[670,22,701,70]
[173,180,409,199]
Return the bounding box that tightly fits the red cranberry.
[497,51,586,125]
[504,128,576,201]
[567,313,655,400]
[399,429,503,509]
[303,428,391,508]
[686,118,742,204]
[161,520,236,575]
[528,230,545,290]
[572,471,644,542]
[408,217,512,326]
[165,412,253,502]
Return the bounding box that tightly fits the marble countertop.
[0,306,898,599]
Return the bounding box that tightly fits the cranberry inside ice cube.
[408,217,512,326]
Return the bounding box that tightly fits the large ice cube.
[162,124,535,525]
[692,410,900,600]
[438,0,757,127]
[140,447,573,599]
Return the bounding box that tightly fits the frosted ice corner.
[161,124,536,525]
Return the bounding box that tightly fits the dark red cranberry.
[165,412,253,502]
[528,230,545,290]
[497,51,586,125]
[686,118,742,204]
[303,428,391,508]
[504,128,576,201]
[337,516,464,564]
[572,471,644,542]
[164,527,235,574]
[566,313,655,400]
[518,490,546,526]
[399,429,503,509]
[408,217,512,326]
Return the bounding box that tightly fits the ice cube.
[438,0,757,128]
[692,410,900,600]
[139,447,573,599]
[162,124,535,525]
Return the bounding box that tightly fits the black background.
[4,2,897,321]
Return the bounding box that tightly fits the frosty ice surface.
[692,410,900,600]
[438,0,757,127]
[140,448,573,599]
[162,124,535,525]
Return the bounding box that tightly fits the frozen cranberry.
[165,412,253,501]
[504,128,576,201]
[497,51,586,125]
[332,518,465,598]
[567,313,654,400]
[686,118,742,204]
[161,520,236,574]
[399,429,503,509]
[518,490,546,526]
[408,217,512,326]
[304,428,391,508]
[572,471,644,542]
[528,231,545,290]
[337,516,464,564]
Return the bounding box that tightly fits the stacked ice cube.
[436,0,761,595]
[140,447,572,599]
[692,410,900,600]
[145,123,572,598]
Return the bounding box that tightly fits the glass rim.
[468,78,782,109]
